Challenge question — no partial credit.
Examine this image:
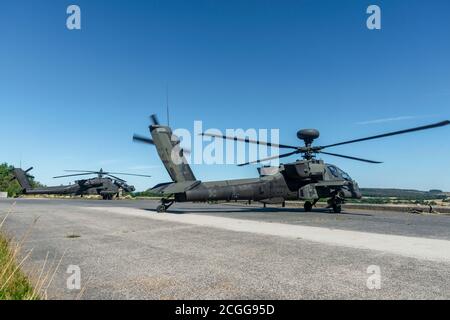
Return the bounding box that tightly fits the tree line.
[0,163,43,197]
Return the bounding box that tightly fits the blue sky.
[1,0,449,191]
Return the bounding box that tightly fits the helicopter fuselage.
[136,117,448,213]
[153,159,361,209]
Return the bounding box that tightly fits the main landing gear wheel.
[327,191,344,213]
[304,201,313,212]
[332,204,342,213]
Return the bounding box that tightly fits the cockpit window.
[327,165,352,180]
[340,170,352,181]
[327,165,339,178]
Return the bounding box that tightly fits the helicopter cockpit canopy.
[327,165,352,181]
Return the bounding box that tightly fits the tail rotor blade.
[180,148,191,155]
[132,134,155,145]
[25,167,33,173]
[150,114,160,126]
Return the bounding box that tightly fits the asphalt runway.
[1,198,449,299]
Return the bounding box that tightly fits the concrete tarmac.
[0,198,449,299]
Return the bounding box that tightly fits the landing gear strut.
[156,199,174,213]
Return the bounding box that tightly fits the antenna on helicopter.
[166,84,170,126]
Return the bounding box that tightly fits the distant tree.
[0,163,44,197]
[361,188,446,200]
[0,163,22,197]
[132,190,162,197]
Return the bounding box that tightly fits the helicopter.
[11,168,151,200]
[133,115,449,213]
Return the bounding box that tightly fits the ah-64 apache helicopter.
[133,115,449,213]
[11,168,151,200]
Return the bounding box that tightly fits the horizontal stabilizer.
[151,180,201,195]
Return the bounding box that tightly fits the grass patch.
[0,234,37,300]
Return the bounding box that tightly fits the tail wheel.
[156,204,166,213]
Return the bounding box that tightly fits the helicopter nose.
[351,181,362,199]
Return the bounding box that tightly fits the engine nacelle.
[284,160,325,180]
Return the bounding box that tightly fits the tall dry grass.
[0,202,65,300]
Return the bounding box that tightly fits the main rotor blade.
[200,133,298,149]
[53,173,94,179]
[319,151,382,164]
[320,120,450,149]
[105,172,152,178]
[64,170,101,174]
[106,174,126,182]
[61,170,152,178]
[237,150,299,166]
[133,134,155,145]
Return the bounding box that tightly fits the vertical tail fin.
[11,167,33,191]
[150,125,196,182]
